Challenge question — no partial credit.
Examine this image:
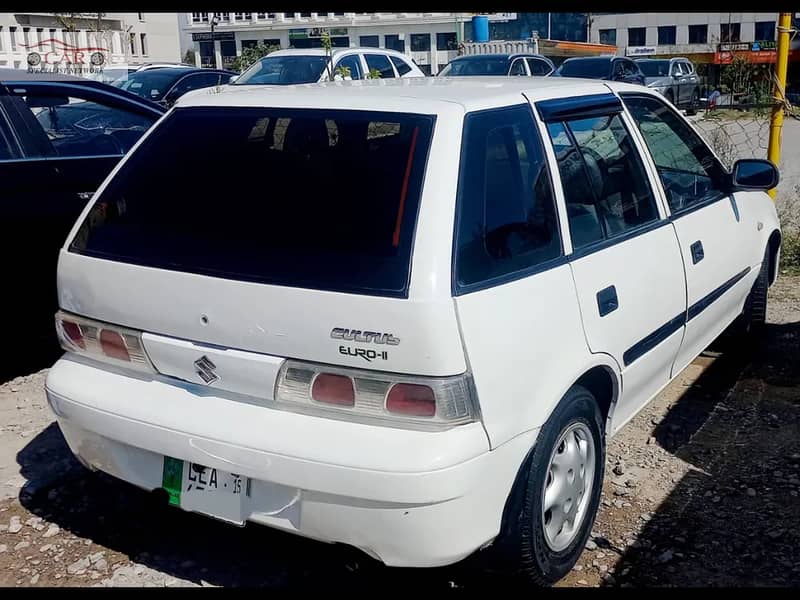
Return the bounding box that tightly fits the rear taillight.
[386,383,436,416]
[55,310,152,372]
[275,360,480,430]
[311,373,355,406]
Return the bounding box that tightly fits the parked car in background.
[232,48,424,85]
[553,56,646,86]
[46,77,780,586]
[114,66,236,108]
[0,69,165,343]
[635,57,700,113]
[438,53,555,77]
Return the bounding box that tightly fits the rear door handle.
[691,240,704,264]
[597,285,619,317]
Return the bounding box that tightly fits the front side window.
[527,57,552,76]
[622,94,728,213]
[365,54,395,78]
[454,105,561,291]
[509,58,526,76]
[335,54,363,79]
[546,112,659,250]
[70,108,435,298]
[10,90,155,158]
[167,73,220,102]
[390,55,412,76]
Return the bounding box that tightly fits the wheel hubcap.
[541,422,596,552]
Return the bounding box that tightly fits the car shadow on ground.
[603,320,800,586]
[16,424,508,588]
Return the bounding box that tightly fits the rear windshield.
[440,58,509,76]
[637,61,670,77]
[233,56,330,85]
[70,107,435,298]
[556,59,610,79]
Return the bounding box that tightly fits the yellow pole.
[767,12,792,199]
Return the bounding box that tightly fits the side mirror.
[731,159,780,191]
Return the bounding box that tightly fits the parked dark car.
[0,69,165,346]
[438,53,555,77]
[553,56,646,86]
[114,66,236,108]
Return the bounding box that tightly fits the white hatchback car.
[231,47,425,85]
[46,77,781,584]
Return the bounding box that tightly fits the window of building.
[688,24,707,44]
[628,27,646,47]
[385,34,405,53]
[455,105,561,291]
[360,35,379,47]
[410,33,431,52]
[316,13,328,17]
[241,39,259,49]
[9,27,17,51]
[140,33,148,56]
[284,13,295,19]
[334,12,345,16]
[233,13,252,21]
[300,13,311,18]
[599,28,616,46]
[214,12,230,22]
[264,38,281,48]
[720,22,741,43]
[436,31,457,51]
[192,13,209,23]
[657,25,676,46]
[546,113,659,248]
[754,21,776,41]
[138,13,144,22]
[129,32,137,55]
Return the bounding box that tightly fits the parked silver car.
[635,57,700,114]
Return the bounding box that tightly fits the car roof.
[449,53,551,62]
[562,56,614,63]
[176,76,646,114]
[269,47,409,58]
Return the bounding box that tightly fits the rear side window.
[390,55,412,76]
[365,54,396,78]
[454,105,561,293]
[546,113,659,250]
[70,108,435,298]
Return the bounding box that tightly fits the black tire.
[741,246,770,337]
[493,385,605,586]
[686,89,700,116]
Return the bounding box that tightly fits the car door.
[621,92,761,376]
[163,72,222,106]
[0,82,161,332]
[610,59,626,82]
[669,61,684,104]
[536,93,687,431]
[679,60,698,104]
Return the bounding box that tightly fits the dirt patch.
[1,276,799,588]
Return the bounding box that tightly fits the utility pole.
[767,12,792,200]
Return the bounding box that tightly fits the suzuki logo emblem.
[193,355,219,384]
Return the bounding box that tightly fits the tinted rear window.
[70,107,435,298]
[556,59,610,79]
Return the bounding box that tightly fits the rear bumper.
[46,355,538,567]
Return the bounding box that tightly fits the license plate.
[161,456,248,525]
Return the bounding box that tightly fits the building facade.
[0,12,181,71]
[589,12,800,66]
[180,12,529,75]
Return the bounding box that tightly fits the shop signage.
[192,31,235,42]
[626,46,657,56]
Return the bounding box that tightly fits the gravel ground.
[0,274,798,588]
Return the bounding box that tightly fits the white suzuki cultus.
[46,77,781,584]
